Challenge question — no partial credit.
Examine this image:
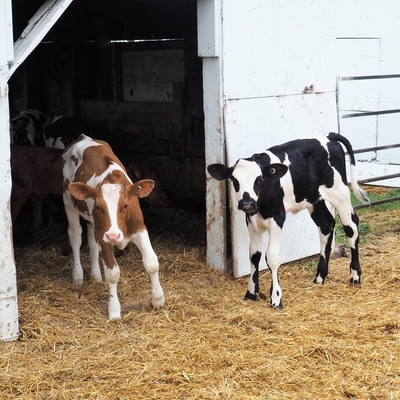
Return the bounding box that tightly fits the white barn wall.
[201,1,400,275]
[221,0,338,277]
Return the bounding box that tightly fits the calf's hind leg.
[328,188,362,285]
[309,201,335,284]
[342,212,362,285]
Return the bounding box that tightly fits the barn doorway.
[9,0,205,208]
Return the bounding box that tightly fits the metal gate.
[336,73,400,209]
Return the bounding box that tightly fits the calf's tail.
[328,132,370,205]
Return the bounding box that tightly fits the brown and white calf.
[62,134,165,319]
[10,145,64,227]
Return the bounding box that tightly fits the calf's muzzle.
[238,192,257,213]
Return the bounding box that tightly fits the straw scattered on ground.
[2,191,400,400]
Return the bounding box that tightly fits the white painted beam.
[9,0,74,77]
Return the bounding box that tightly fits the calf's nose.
[238,192,257,212]
[104,230,122,243]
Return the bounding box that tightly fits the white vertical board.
[221,0,337,278]
[198,0,228,273]
[0,0,19,341]
[197,0,221,57]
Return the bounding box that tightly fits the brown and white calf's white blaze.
[207,133,370,309]
[63,134,165,319]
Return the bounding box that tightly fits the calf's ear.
[207,163,234,181]
[263,163,288,180]
[68,182,96,200]
[131,179,154,198]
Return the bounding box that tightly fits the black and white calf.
[10,110,51,146]
[207,132,369,309]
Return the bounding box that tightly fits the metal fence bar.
[339,74,400,81]
[337,73,400,209]
[354,196,400,210]
[342,108,400,118]
[352,143,400,154]
[358,173,400,184]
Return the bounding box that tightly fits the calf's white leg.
[101,251,121,320]
[323,184,362,284]
[132,230,165,308]
[265,224,283,309]
[87,221,102,281]
[65,206,84,285]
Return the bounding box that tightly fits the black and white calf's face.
[207,159,288,214]
[231,160,263,213]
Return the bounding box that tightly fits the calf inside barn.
[126,163,170,208]
[43,116,87,149]
[63,134,165,319]
[207,132,370,309]
[10,110,51,147]
[10,145,64,228]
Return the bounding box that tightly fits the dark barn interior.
[9,0,205,209]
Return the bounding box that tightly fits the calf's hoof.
[313,276,325,285]
[244,291,257,301]
[152,295,165,308]
[270,302,282,310]
[349,277,361,286]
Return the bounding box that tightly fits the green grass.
[352,187,400,211]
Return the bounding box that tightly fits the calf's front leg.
[65,207,84,285]
[87,221,102,282]
[132,229,165,309]
[265,225,283,309]
[100,243,121,319]
[244,228,267,301]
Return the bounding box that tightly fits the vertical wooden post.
[0,0,19,341]
[198,0,228,273]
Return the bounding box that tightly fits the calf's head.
[68,179,154,245]
[207,159,288,214]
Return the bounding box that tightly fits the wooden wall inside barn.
[9,0,205,207]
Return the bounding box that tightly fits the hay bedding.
[2,199,400,400]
